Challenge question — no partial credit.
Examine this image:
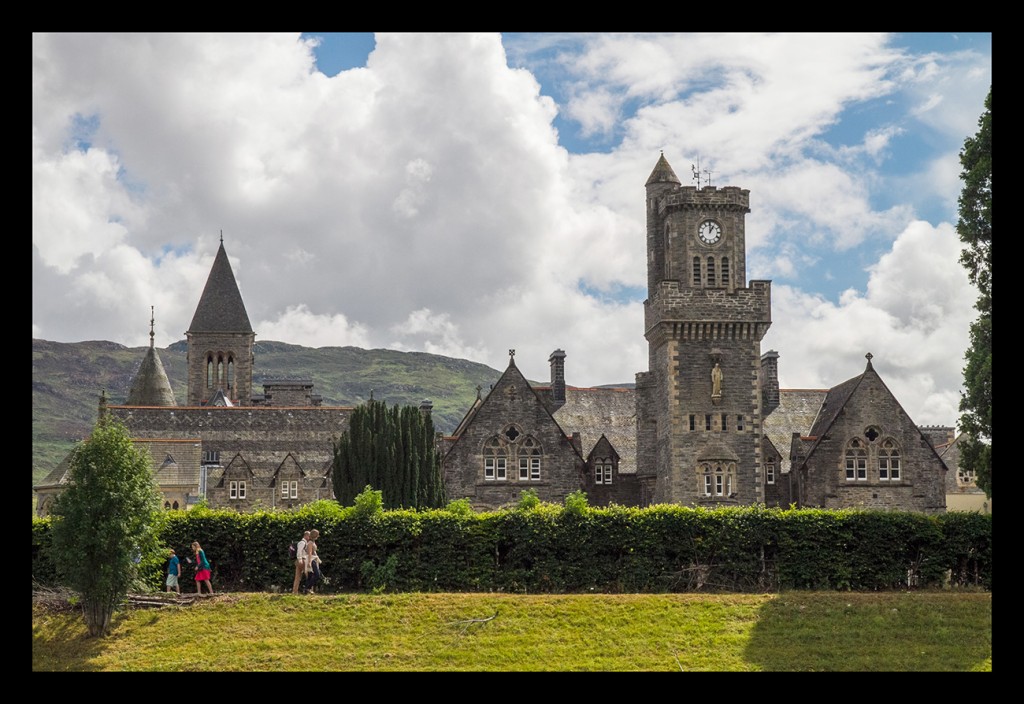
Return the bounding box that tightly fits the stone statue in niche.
[711,362,723,399]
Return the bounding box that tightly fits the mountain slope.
[32,339,505,487]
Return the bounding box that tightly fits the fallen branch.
[446,611,498,633]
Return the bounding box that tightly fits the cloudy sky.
[32,32,991,426]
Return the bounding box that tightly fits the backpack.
[288,541,297,560]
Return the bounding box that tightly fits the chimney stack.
[549,349,566,406]
[760,350,780,415]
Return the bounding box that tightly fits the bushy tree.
[956,87,992,498]
[332,399,446,509]
[50,413,163,637]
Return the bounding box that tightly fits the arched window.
[518,436,542,480]
[878,439,901,481]
[207,355,214,388]
[483,436,507,481]
[172,500,179,510]
[845,438,867,481]
[693,257,701,286]
[227,356,234,389]
[164,501,171,510]
[721,257,730,286]
[217,355,225,386]
[707,257,716,284]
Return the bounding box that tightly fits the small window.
[519,457,529,480]
[707,257,716,284]
[720,413,728,432]
[238,481,246,499]
[281,482,289,499]
[879,440,901,481]
[721,257,730,286]
[485,457,495,480]
[689,414,696,431]
[290,480,298,499]
[766,460,775,485]
[496,457,507,480]
[705,414,712,431]
[603,464,612,484]
[845,439,867,481]
[531,457,541,481]
[736,415,744,431]
[230,481,238,499]
[693,257,701,286]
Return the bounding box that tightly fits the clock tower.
[635,153,772,506]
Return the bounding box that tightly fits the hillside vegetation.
[32,338,509,489]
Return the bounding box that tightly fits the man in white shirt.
[292,530,310,594]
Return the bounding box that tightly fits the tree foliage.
[49,413,163,637]
[332,399,446,509]
[956,87,992,498]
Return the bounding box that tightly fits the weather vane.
[691,156,713,187]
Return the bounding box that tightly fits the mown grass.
[32,591,991,672]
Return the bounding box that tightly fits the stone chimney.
[760,350,780,415]
[549,349,566,407]
[419,399,433,418]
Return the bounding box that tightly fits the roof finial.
[476,384,482,400]
[149,306,155,349]
[220,229,223,244]
[509,349,515,358]
[865,352,874,371]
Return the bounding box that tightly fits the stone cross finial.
[509,349,515,358]
[150,306,155,348]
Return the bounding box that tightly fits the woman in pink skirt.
[191,541,214,595]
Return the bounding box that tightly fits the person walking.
[192,541,214,595]
[305,529,322,594]
[292,530,310,594]
[166,548,181,594]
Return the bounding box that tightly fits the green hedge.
[32,503,992,594]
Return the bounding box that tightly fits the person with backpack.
[191,541,214,595]
[292,530,310,594]
[305,529,322,594]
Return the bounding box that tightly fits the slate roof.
[645,152,682,186]
[553,386,637,475]
[126,345,177,406]
[762,389,828,473]
[187,242,253,333]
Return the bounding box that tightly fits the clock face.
[698,220,722,245]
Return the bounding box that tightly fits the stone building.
[34,239,351,515]
[36,154,966,516]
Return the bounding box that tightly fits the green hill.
[32,338,505,489]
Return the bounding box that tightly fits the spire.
[645,151,681,187]
[127,310,177,406]
[187,238,253,334]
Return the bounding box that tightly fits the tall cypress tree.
[332,399,446,509]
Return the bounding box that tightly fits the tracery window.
[483,436,507,481]
[845,439,867,481]
[878,439,901,481]
[700,462,735,497]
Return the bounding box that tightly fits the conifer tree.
[332,398,446,509]
[956,87,992,498]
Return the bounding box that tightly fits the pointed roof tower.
[187,236,253,334]
[126,307,177,406]
[645,151,682,187]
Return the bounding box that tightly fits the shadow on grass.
[32,609,136,672]
[743,592,992,672]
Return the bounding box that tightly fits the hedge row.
[32,501,992,594]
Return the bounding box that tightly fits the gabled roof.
[187,241,253,334]
[34,449,74,489]
[553,386,637,474]
[208,389,234,407]
[763,389,828,473]
[444,354,585,463]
